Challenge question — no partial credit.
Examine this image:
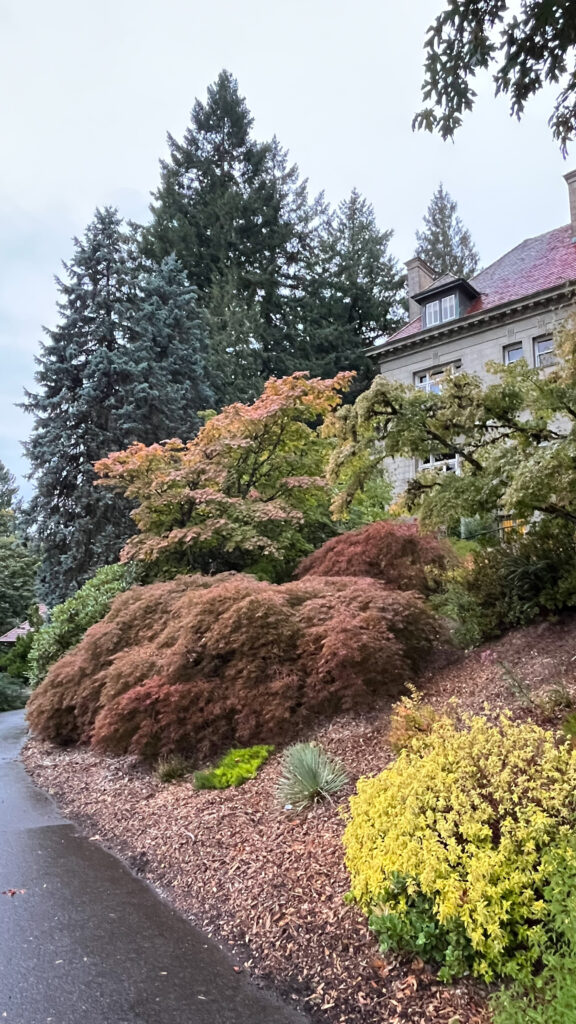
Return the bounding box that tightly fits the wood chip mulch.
[24,612,576,1024]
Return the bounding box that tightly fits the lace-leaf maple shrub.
[27,572,443,760]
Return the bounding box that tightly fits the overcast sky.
[0,0,571,493]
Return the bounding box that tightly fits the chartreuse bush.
[343,714,576,984]
[28,564,138,687]
[194,746,274,790]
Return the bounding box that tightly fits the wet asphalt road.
[0,710,306,1024]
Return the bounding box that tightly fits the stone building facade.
[371,171,576,496]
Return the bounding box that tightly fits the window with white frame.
[441,294,456,321]
[424,300,440,327]
[504,342,524,364]
[419,452,460,474]
[534,336,556,368]
[414,362,460,393]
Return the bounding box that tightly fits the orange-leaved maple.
[95,371,354,580]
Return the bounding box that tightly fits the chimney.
[405,257,436,321]
[564,169,576,242]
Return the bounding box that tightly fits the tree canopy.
[0,461,37,634]
[415,183,479,278]
[328,320,576,530]
[95,372,357,581]
[23,208,213,604]
[414,1,576,152]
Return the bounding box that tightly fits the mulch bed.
[22,614,576,1024]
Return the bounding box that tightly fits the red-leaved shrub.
[27,572,443,760]
[294,520,451,594]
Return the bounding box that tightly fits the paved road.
[0,710,306,1024]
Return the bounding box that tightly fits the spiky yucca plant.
[277,742,347,811]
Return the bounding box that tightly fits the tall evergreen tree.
[415,184,479,278]
[0,460,18,537]
[0,461,37,633]
[23,209,213,604]
[300,189,405,389]
[144,72,331,399]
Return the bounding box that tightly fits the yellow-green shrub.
[386,687,444,753]
[344,714,576,983]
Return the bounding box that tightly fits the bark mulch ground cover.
[22,613,576,1024]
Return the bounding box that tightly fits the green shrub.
[344,714,576,983]
[28,564,137,687]
[155,754,191,783]
[435,519,576,646]
[193,746,274,790]
[492,838,576,1023]
[276,742,348,810]
[0,673,28,712]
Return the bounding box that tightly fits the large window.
[534,336,556,368]
[504,342,524,364]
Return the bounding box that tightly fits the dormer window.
[424,293,457,327]
[415,276,480,330]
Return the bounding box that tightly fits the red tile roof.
[0,604,48,644]
[383,224,576,346]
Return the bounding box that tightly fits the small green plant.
[155,754,191,783]
[193,745,274,790]
[276,742,348,811]
[538,682,575,717]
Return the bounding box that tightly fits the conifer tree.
[0,460,37,633]
[415,184,479,278]
[301,189,405,389]
[23,210,213,604]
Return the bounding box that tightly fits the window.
[420,452,460,474]
[424,293,457,327]
[415,369,443,393]
[534,336,556,368]
[425,300,440,327]
[414,362,460,394]
[504,342,524,364]
[441,294,456,321]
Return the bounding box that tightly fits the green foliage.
[492,838,576,1023]
[415,183,479,278]
[435,520,576,647]
[23,209,213,605]
[28,564,133,687]
[329,336,576,532]
[0,673,28,712]
[368,872,473,980]
[155,755,192,783]
[0,632,34,682]
[344,714,576,983]
[276,742,347,810]
[194,746,273,790]
[0,537,38,637]
[413,0,576,152]
[144,72,405,404]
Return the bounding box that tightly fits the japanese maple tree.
[95,371,354,580]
